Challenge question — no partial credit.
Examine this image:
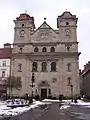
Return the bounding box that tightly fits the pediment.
[39,81,50,87]
[39,21,51,29]
[32,22,59,42]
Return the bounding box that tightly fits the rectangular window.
[2,61,6,66]
[2,71,5,78]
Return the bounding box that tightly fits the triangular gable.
[33,21,57,34]
[40,21,52,29]
[32,21,59,43]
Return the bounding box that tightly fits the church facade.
[11,11,81,98]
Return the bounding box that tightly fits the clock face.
[20,30,25,36]
[65,28,71,35]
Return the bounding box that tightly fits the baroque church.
[11,11,81,98]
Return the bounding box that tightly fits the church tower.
[57,11,78,42]
[13,13,35,43]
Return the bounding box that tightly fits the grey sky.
[0,0,90,70]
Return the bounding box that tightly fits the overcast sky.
[0,0,90,70]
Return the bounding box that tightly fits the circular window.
[22,24,24,27]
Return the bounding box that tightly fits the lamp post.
[70,84,73,102]
[30,73,35,102]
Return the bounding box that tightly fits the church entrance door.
[41,88,47,99]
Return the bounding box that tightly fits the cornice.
[11,52,81,59]
[12,42,78,46]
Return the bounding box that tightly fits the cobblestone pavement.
[1,102,90,120]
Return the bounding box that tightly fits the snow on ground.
[0,99,90,117]
[60,105,70,109]
[62,99,90,106]
[42,99,90,109]
[0,100,45,117]
[42,99,59,102]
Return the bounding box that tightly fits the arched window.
[42,47,47,52]
[50,47,55,52]
[32,62,37,72]
[18,63,22,72]
[42,62,47,72]
[67,63,71,72]
[34,47,39,52]
[51,62,56,71]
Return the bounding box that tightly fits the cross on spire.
[25,10,27,13]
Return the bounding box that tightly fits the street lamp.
[30,73,35,102]
[70,84,73,102]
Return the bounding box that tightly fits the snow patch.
[60,105,70,109]
[0,100,45,117]
[42,99,59,102]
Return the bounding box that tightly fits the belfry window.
[32,62,38,72]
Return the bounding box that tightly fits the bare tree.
[7,76,22,98]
